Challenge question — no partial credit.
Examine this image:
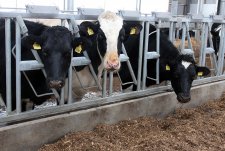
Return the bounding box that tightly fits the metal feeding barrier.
[1,5,225,125]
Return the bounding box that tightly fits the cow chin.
[47,79,65,90]
[177,93,191,103]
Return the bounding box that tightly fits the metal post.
[102,70,107,97]
[109,72,113,95]
[66,0,74,11]
[181,22,186,52]
[219,0,225,15]
[142,21,149,90]
[16,21,22,113]
[137,21,144,90]
[199,22,206,66]
[202,22,209,66]
[217,24,225,75]
[171,0,178,15]
[156,21,160,84]
[5,18,12,113]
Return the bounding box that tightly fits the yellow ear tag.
[166,64,170,71]
[75,44,82,54]
[33,42,41,50]
[130,27,136,35]
[87,27,94,36]
[197,72,203,76]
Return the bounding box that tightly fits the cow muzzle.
[104,52,120,71]
[48,80,64,89]
[177,93,191,103]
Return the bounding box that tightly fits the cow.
[73,11,142,94]
[0,19,89,110]
[119,23,210,103]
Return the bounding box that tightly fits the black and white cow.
[75,11,142,75]
[120,23,210,103]
[0,19,89,110]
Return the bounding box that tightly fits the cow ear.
[78,21,99,37]
[21,35,42,51]
[196,66,210,77]
[73,37,92,54]
[123,22,143,36]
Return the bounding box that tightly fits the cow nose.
[177,93,191,103]
[106,60,120,70]
[49,80,64,89]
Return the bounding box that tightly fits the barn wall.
[0,80,225,151]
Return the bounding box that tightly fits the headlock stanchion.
[1,5,225,125]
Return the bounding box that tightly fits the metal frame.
[1,5,225,125]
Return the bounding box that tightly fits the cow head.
[22,26,89,89]
[169,55,210,103]
[79,11,142,72]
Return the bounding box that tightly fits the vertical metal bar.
[142,21,149,90]
[67,21,73,104]
[217,24,225,75]
[181,22,186,53]
[156,21,160,84]
[109,72,113,95]
[16,21,21,113]
[169,21,173,41]
[199,23,206,66]
[202,22,209,66]
[221,24,225,75]
[102,70,107,97]
[5,18,12,113]
[60,87,65,105]
[137,21,144,91]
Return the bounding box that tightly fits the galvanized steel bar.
[181,22,186,52]
[102,70,107,97]
[202,23,209,66]
[16,21,22,113]
[142,21,150,89]
[5,18,12,113]
[137,21,144,90]
[156,21,160,84]
[199,22,206,66]
[60,87,65,105]
[109,72,113,96]
[217,24,225,75]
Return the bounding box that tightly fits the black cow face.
[79,11,142,72]
[169,55,210,103]
[22,26,89,89]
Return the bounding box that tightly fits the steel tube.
[16,21,22,113]
[137,21,144,90]
[142,22,149,89]
[5,18,12,113]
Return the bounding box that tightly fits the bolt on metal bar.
[5,18,12,113]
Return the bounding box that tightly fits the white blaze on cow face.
[182,61,191,69]
[98,11,123,70]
